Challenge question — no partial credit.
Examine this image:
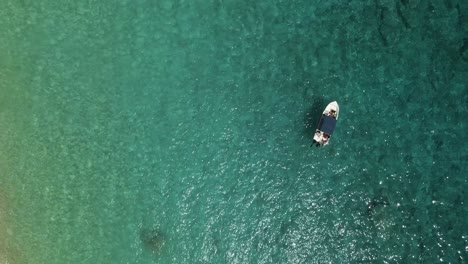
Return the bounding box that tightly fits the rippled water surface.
[0,0,467,263]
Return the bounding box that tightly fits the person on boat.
[322,134,330,145]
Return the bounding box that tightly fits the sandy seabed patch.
[0,188,22,264]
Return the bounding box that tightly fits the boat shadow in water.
[140,227,166,255]
[303,96,325,138]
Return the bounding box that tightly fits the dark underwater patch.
[140,227,166,254]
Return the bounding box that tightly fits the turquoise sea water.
[0,0,467,263]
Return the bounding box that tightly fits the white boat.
[313,101,339,147]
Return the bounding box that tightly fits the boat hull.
[313,101,339,147]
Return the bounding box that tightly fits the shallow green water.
[1,0,467,263]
